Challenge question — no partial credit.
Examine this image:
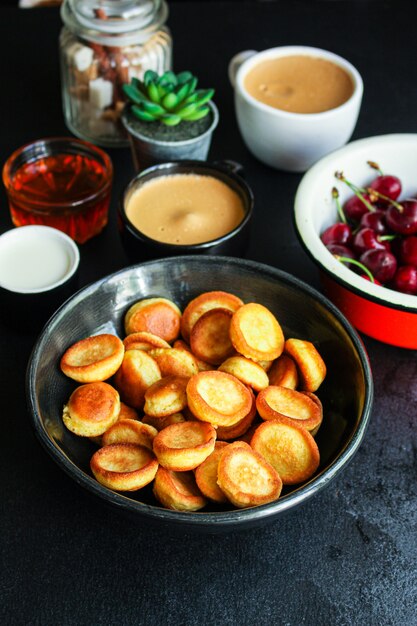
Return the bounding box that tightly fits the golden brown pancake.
[143,376,189,417]
[218,355,269,391]
[256,385,322,432]
[90,443,158,491]
[186,370,253,427]
[189,308,235,365]
[284,338,327,392]
[113,349,161,409]
[153,421,216,471]
[217,441,282,508]
[230,303,285,362]
[60,334,124,383]
[181,290,243,342]
[195,441,229,503]
[251,419,320,485]
[124,297,181,342]
[153,467,207,511]
[102,419,158,449]
[62,382,120,437]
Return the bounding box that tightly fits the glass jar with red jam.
[60,0,172,147]
[2,137,113,244]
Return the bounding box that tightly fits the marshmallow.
[89,78,113,109]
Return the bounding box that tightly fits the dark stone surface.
[0,3,416,625]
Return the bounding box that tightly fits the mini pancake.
[186,371,253,427]
[102,419,158,449]
[268,354,299,390]
[153,467,207,511]
[113,349,161,409]
[216,389,257,441]
[62,382,120,437]
[153,421,216,471]
[142,412,186,431]
[218,355,269,391]
[143,376,189,417]
[90,401,139,446]
[123,331,170,352]
[250,419,320,485]
[256,385,322,432]
[217,441,282,508]
[195,441,229,503]
[90,443,158,491]
[60,334,124,383]
[230,303,285,362]
[190,308,235,365]
[148,348,198,378]
[118,402,139,421]
[258,360,273,372]
[124,297,181,342]
[181,290,244,343]
[301,392,323,436]
[284,338,327,392]
[173,339,212,371]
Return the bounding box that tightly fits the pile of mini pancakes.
[59,290,326,511]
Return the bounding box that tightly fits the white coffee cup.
[229,46,363,172]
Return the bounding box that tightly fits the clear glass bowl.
[2,137,113,244]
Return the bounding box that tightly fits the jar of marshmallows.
[60,0,172,147]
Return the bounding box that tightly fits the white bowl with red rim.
[294,133,417,349]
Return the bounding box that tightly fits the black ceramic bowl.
[26,257,373,533]
[118,161,254,263]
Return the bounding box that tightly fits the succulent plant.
[123,70,215,126]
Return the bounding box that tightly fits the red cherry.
[321,223,353,246]
[359,210,387,235]
[399,236,417,267]
[386,200,417,235]
[369,174,402,203]
[360,249,397,283]
[353,228,391,256]
[343,194,374,223]
[392,265,417,295]
[326,243,356,259]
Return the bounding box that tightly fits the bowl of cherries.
[294,134,417,349]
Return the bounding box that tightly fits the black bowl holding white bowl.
[26,256,373,532]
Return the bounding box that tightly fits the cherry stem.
[335,171,376,212]
[365,187,403,211]
[379,234,396,242]
[334,255,375,282]
[367,160,384,176]
[332,187,347,224]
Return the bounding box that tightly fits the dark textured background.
[0,3,416,625]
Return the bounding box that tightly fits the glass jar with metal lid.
[60,0,172,147]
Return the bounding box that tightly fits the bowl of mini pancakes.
[27,256,373,532]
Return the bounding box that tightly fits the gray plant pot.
[121,101,219,171]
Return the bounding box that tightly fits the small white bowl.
[0,225,80,331]
[294,133,417,349]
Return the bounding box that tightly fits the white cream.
[0,226,79,293]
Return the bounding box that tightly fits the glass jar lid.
[61,0,169,46]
